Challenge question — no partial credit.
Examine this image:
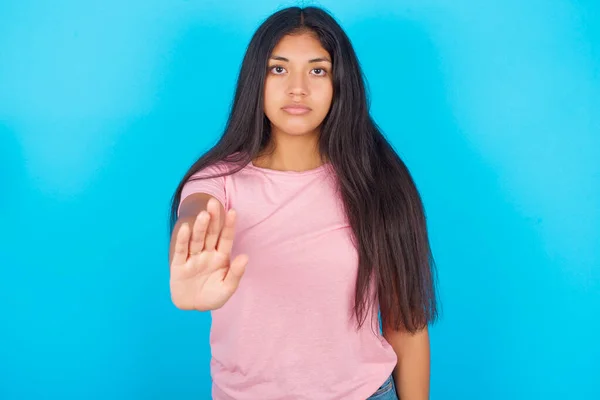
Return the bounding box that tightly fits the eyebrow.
[270,55,332,63]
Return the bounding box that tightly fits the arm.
[383,325,431,400]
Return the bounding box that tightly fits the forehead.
[271,32,330,58]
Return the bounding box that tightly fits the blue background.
[1,0,598,399]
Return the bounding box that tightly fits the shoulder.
[190,161,230,178]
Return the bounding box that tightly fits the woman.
[168,6,438,400]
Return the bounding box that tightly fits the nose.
[287,72,308,97]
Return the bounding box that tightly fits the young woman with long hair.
[168,6,438,400]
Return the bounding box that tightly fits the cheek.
[315,84,333,113]
[263,80,280,111]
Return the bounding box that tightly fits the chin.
[273,122,320,137]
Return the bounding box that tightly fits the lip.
[281,104,312,115]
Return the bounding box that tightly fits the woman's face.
[263,32,334,138]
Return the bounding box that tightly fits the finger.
[189,211,210,255]
[216,209,237,256]
[171,222,191,267]
[204,198,222,250]
[223,254,248,289]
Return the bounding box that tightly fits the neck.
[254,131,324,172]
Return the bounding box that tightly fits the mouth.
[281,104,312,115]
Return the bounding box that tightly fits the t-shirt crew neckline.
[247,160,330,176]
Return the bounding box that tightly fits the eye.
[311,68,328,77]
[269,65,286,75]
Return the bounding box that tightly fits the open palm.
[170,198,248,311]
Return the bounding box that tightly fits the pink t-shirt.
[179,160,397,400]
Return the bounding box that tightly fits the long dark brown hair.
[169,6,438,333]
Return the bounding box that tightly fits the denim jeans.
[366,375,399,400]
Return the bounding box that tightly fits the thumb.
[223,254,248,290]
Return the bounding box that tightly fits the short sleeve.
[178,162,228,216]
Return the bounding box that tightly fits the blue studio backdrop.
[1,0,598,399]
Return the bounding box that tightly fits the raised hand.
[170,198,248,311]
